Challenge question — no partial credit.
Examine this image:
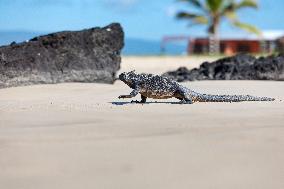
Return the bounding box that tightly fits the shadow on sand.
[110,101,182,105]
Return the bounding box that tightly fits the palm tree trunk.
[209,34,220,55]
[209,17,220,55]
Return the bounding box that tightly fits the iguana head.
[119,70,137,88]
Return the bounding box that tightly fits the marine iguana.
[118,71,275,104]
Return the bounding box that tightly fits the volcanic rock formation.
[0,23,124,88]
[163,54,284,82]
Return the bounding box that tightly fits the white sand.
[120,55,219,74]
[0,56,284,189]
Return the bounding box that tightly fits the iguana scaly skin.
[118,71,275,104]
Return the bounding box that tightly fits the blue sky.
[0,0,284,40]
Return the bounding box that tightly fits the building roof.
[193,30,284,41]
[262,30,284,40]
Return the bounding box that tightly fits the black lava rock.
[162,53,284,81]
[0,23,124,88]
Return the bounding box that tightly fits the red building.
[161,31,284,55]
[189,38,263,55]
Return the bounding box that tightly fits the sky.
[0,0,284,40]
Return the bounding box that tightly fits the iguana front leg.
[118,89,140,99]
[130,94,147,103]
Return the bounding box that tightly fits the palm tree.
[176,0,261,54]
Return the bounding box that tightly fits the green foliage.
[235,0,258,9]
[177,0,203,8]
[176,12,208,25]
[232,21,262,35]
[206,0,224,13]
[176,0,261,36]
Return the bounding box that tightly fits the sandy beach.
[1,56,284,189]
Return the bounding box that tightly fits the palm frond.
[235,0,258,9]
[222,0,257,16]
[206,0,223,13]
[176,12,208,25]
[225,11,238,20]
[177,0,203,9]
[221,1,235,14]
[232,21,262,36]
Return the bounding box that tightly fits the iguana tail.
[195,93,275,102]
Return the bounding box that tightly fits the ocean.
[0,31,187,56]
